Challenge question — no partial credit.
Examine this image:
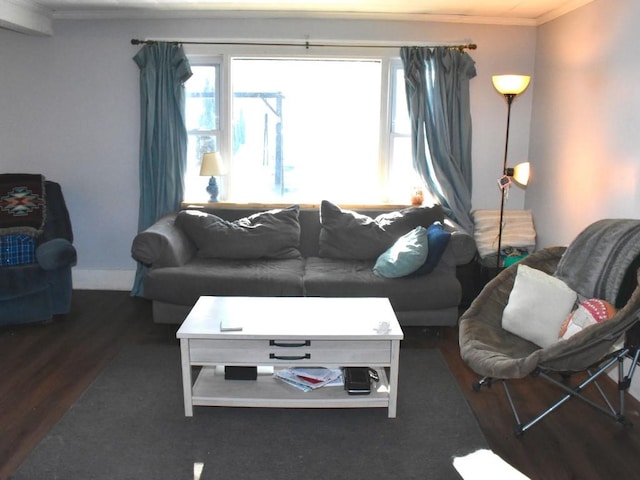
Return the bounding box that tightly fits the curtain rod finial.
[131,39,156,46]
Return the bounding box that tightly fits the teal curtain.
[400,47,476,233]
[131,42,192,296]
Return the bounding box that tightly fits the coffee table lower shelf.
[191,366,391,410]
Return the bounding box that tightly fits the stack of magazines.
[274,367,343,392]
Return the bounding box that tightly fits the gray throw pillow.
[176,206,301,259]
[375,204,445,237]
[318,200,445,260]
[318,201,393,259]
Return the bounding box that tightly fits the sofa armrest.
[36,238,77,270]
[131,213,196,268]
[441,218,477,266]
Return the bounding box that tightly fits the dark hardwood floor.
[2,290,640,479]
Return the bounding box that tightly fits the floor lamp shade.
[492,75,531,96]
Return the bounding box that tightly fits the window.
[389,61,419,202]
[184,54,421,205]
[185,64,221,201]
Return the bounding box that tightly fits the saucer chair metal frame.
[459,246,640,437]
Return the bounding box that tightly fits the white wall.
[528,0,640,248]
[0,17,535,290]
[529,0,640,397]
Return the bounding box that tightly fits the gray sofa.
[131,201,476,327]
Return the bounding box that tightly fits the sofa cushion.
[318,200,445,260]
[304,256,460,312]
[318,201,391,259]
[374,203,446,237]
[144,257,305,304]
[176,206,301,260]
[0,262,48,299]
[373,226,429,278]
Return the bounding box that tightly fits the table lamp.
[199,152,226,202]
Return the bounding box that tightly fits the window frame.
[184,58,225,202]
[184,47,416,205]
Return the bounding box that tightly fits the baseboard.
[72,269,135,291]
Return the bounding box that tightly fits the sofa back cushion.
[318,201,393,259]
[318,200,445,260]
[176,205,301,259]
[188,202,449,259]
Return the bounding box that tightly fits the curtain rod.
[130,38,477,51]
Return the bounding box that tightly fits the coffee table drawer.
[188,339,391,364]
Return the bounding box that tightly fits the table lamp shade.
[200,152,226,177]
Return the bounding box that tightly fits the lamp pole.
[496,93,515,268]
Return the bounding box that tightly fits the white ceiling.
[25,0,595,22]
[2,0,595,36]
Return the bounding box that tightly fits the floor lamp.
[492,74,531,268]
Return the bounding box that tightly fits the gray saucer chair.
[459,219,640,437]
[0,179,77,326]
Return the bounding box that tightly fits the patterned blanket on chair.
[554,219,640,305]
[0,174,46,236]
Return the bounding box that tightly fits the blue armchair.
[0,180,77,326]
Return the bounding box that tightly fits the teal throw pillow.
[412,222,451,275]
[373,226,429,278]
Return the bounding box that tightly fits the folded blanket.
[554,219,640,304]
[472,209,536,258]
[0,174,46,236]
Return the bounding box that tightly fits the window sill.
[181,202,414,210]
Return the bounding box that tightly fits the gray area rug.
[13,344,488,480]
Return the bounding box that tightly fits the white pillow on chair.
[502,264,577,348]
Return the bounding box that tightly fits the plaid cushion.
[0,234,35,267]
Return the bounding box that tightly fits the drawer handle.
[269,340,311,348]
[269,353,311,361]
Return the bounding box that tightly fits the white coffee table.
[176,296,404,418]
